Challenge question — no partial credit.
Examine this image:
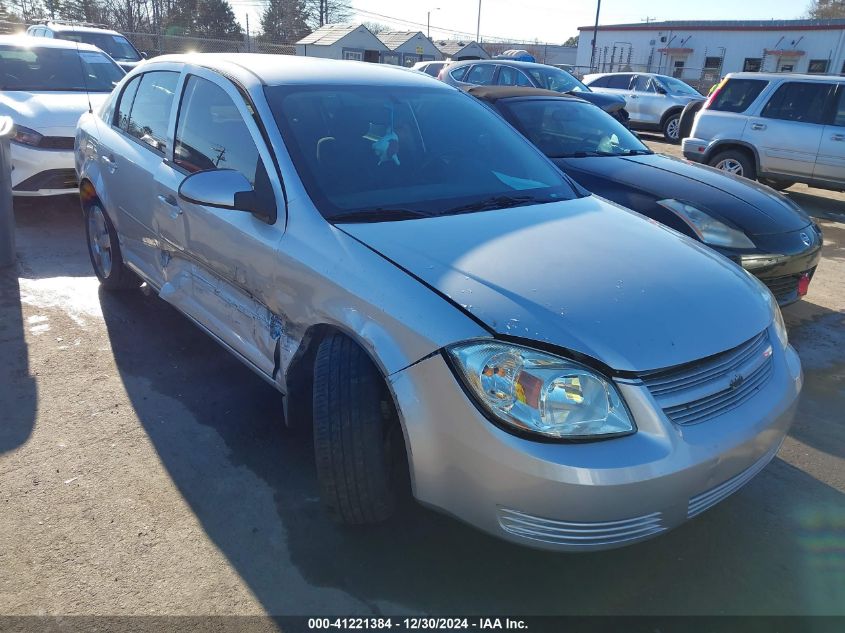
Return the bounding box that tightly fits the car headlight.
[12,125,43,147]
[769,292,789,351]
[658,198,755,249]
[447,341,635,440]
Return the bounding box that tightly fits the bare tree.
[807,0,845,17]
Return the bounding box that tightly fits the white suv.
[683,72,845,192]
[26,22,146,72]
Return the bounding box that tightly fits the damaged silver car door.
[154,70,286,380]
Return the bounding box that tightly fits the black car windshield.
[656,76,701,96]
[526,66,589,93]
[265,85,579,221]
[502,98,651,158]
[0,45,124,91]
[59,32,141,62]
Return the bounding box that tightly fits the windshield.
[657,76,701,96]
[526,66,589,93]
[59,32,141,62]
[265,85,578,221]
[502,98,650,158]
[0,45,124,91]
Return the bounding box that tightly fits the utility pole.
[245,13,250,52]
[427,8,439,39]
[476,0,481,42]
[589,0,602,72]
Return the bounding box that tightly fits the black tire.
[312,333,403,524]
[708,149,757,181]
[677,101,704,141]
[84,200,141,290]
[759,178,796,192]
[662,111,682,143]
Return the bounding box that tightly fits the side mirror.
[140,51,149,59]
[178,169,270,221]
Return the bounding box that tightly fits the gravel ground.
[1,140,843,617]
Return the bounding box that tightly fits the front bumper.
[729,225,824,306]
[11,142,77,197]
[389,335,802,551]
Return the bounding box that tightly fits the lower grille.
[641,330,774,425]
[687,443,780,518]
[498,507,666,548]
[762,267,815,304]
[13,168,78,192]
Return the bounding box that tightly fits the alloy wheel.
[88,205,113,278]
[715,158,744,176]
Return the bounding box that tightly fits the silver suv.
[583,72,705,142]
[26,21,146,72]
[683,73,845,192]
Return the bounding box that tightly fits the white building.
[378,31,443,66]
[576,19,845,88]
[296,24,388,62]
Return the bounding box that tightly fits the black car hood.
[555,153,811,236]
[569,90,626,113]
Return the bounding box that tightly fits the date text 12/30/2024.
[308,618,528,630]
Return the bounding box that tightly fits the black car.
[441,60,629,125]
[470,86,822,306]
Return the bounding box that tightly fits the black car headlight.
[447,341,635,440]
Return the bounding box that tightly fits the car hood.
[0,91,110,136]
[340,196,772,373]
[569,90,626,113]
[556,153,811,236]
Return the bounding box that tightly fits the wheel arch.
[705,141,761,173]
[659,105,684,128]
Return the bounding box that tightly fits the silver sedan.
[75,54,802,551]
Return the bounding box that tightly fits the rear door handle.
[157,193,182,217]
[832,134,845,142]
[750,123,767,131]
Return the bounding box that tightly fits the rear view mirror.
[178,169,269,220]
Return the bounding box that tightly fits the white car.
[0,35,124,197]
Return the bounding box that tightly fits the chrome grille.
[688,443,780,518]
[498,507,666,548]
[641,330,773,425]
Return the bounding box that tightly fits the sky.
[227,0,809,43]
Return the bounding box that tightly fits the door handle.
[101,154,117,173]
[832,134,845,142]
[157,193,182,216]
[750,123,767,131]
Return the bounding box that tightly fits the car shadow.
[99,287,845,615]
[0,269,37,453]
[13,196,92,279]
[786,189,845,223]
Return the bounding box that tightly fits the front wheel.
[662,112,682,143]
[84,201,141,290]
[312,333,405,524]
[708,150,757,181]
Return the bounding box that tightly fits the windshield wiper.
[327,208,433,223]
[443,194,551,215]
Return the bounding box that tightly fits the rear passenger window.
[174,75,264,184]
[114,75,141,131]
[709,78,767,113]
[606,74,632,89]
[124,71,179,153]
[588,76,609,88]
[761,82,834,124]
[449,66,469,82]
[631,75,654,92]
[466,64,496,85]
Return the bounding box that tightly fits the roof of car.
[142,53,451,89]
[0,34,103,52]
[39,22,123,35]
[467,86,583,102]
[726,71,845,82]
[449,59,558,71]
